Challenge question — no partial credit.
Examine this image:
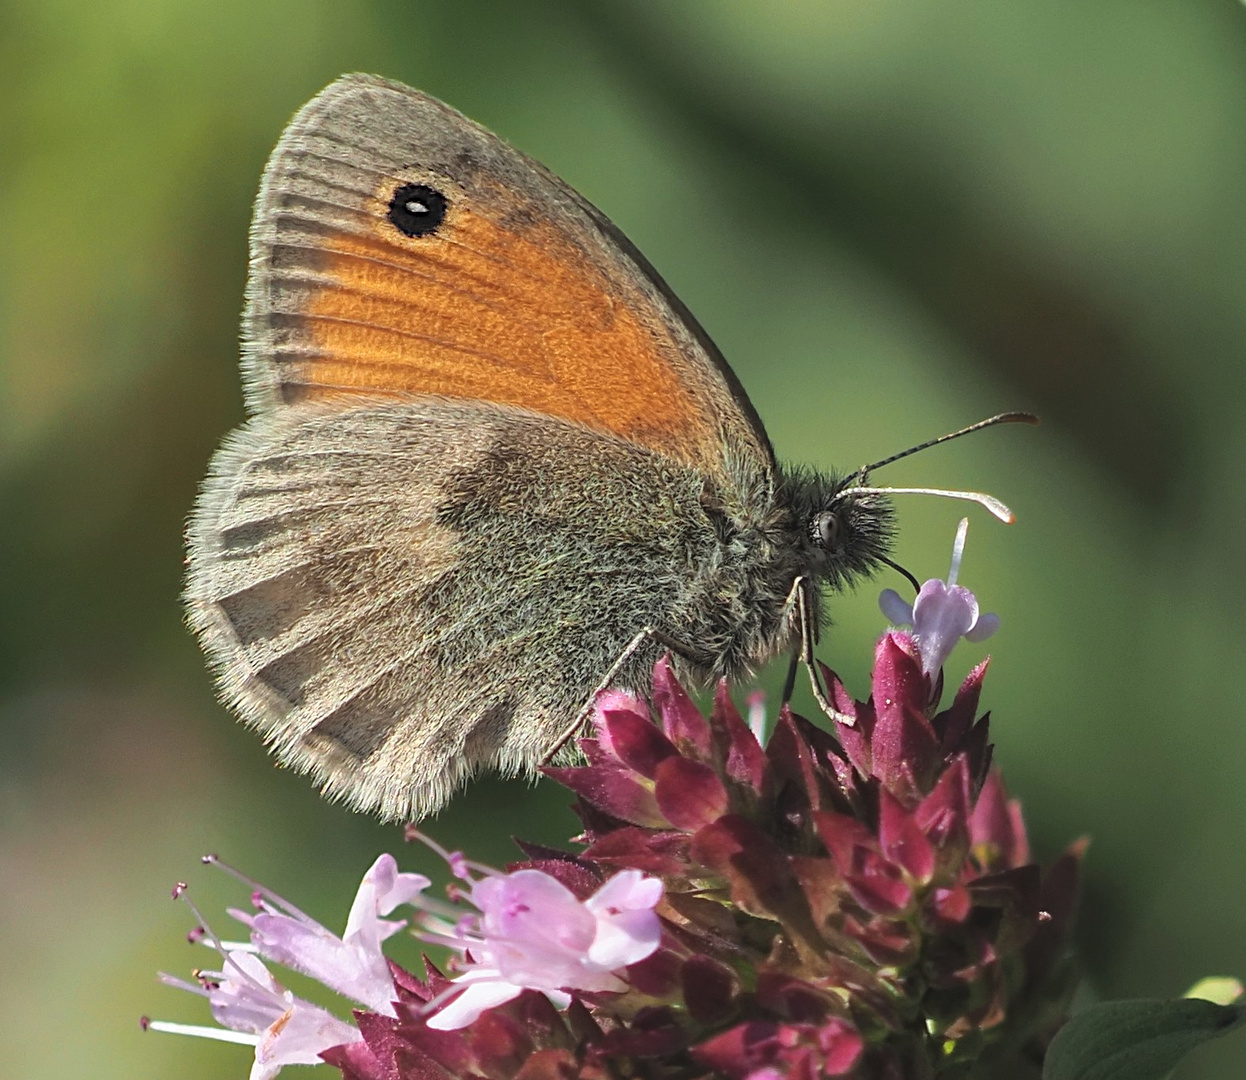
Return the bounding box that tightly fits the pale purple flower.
[149,946,361,1080]
[232,852,430,1015]
[152,842,662,1053]
[421,865,664,1030]
[147,854,429,1078]
[879,517,1000,677]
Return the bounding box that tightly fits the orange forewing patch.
[287,184,716,467]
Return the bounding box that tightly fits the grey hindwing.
[185,397,726,820]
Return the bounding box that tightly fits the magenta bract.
[154,646,1079,1080]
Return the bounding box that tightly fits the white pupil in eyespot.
[406,200,428,215]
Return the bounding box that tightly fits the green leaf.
[1042,996,1245,1080]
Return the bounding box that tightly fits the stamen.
[404,889,468,925]
[416,925,484,952]
[833,486,1015,524]
[947,518,969,586]
[157,972,211,998]
[201,853,316,925]
[169,888,273,998]
[142,1018,261,1046]
[169,885,228,959]
[213,930,257,952]
[405,829,495,881]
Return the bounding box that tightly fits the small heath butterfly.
[186,75,1030,820]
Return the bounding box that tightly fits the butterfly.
[186,74,1023,821]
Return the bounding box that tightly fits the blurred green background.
[3,0,1245,1076]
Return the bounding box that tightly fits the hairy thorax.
[672,461,818,685]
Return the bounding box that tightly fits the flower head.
[533,640,1080,1077]
[152,524,1080,1080]
[149,842,665,1077]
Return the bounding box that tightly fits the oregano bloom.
[149,523,1083,1078]
[146,849,664,1075]
[422,864,663,1030]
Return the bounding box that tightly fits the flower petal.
[252,999,361,1071]
[878,588,915,627]
[344,854,430,941]
[585,872,663,969]
[425,979,524,1030]
[247,911,396,1015]
[965,611,1000,642]
[911,580,979,676]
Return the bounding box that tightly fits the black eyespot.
[387,183,447,237]
[814,511,840,551]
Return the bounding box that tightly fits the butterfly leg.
[540,625,689,765]
[779,576,806,705]
[781,650,800,705]
[792,577,856,728]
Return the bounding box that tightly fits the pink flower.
[232,853,430,1015]
[146,854,429,1079]
[879,517,999,677]
[422,865,663,1030]
[150,948,362,1080]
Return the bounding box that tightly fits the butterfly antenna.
[849,412,1038,480]
[832,411,1037,523]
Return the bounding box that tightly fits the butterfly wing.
[189,76,785,820]
[187,399,722,820]
[242,73,773,480]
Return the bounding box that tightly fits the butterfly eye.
[388,183,448,237]
[813,511,841,551]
